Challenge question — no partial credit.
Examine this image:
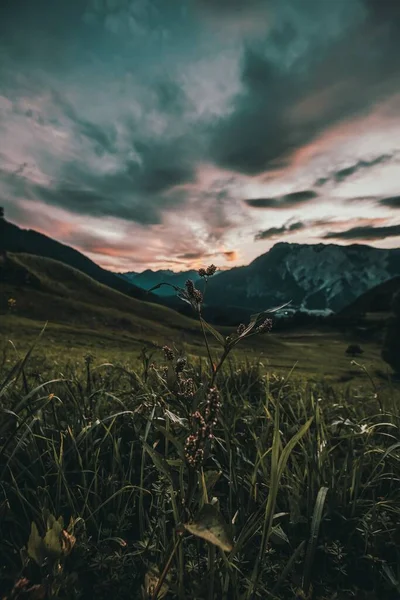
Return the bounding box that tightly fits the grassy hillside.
[0,217,163,304]
[1,257,399,599]
[0,253,286,366]
[0,253,394,386]
[0,253,203,350]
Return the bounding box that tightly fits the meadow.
[1,264,400,599]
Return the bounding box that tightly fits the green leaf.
[249,301,292,321]
[302,486,329,594]
[142,565,170,599]
[27,522,45,567]
[43,526,63,560]
[146,282,183,295]
[143,441,173,483]
[184,503,234,552]
[270,524,290,547]
[205,470,222,493]
[200,317,226,346]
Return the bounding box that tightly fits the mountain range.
[1,215,399,318]
[119,269,203,296]
[120,242,400,315]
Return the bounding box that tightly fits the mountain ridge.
[0,217,162,305]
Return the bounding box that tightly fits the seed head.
[178,377,195,400]
[175,356,187,373]
[185,279,195,295]
[198,268,207,278]
[206,264,217,277]
[163,345,175,361]
[256,318,273,333]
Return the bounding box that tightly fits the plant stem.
[199,314,215,377]
[151,534,183,600]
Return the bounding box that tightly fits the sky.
[0,0,399,272]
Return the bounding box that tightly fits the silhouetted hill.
[0,217,160,304]
[339,276,400,316]
[0,252,204,339]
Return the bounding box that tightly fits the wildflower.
[198,264,217,278]
[7,298,16,311]
[184,387,221,469]
[206,264,217,277]
[177,377,195,400]
[178,279,203,312]
[175,356,187,373]
[162,346,175,361]
[185,280,203,304]
[255,318,273,333]
[237,323,246,335]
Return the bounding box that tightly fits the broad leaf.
[184,503,234,552]
[27,522,45,567]
[142,565,169,599]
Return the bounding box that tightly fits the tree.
[381,289,400,376]
[345,344,364,358]
[0,206,4,220]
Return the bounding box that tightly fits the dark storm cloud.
[177,252,210,260]
[245,190,317,209]
[209,0,400,176]
[49,91,117,156]
[379,196,400,209]
[315,154,394,186]
[324,224,400,241]
[195,0,265,14]
[30,155,191,224]
[255,220,305,240]
[155,80,189,115]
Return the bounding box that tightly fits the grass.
[0,337,399,599]
[1,263,400,599]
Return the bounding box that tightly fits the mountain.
[0,217,160,304]
[203,242,400,314]
[0,252,282,357]
[0,252,204,340]
[339,276,400,317]
[119,269,201,296]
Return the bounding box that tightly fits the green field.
[1,252,400,599]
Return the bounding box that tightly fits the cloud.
[1,0,400,271]
[223,250,237,261]
[176,248,238,262]
[315,154,394,186]
[195,0,265,13]
[323,224,400,240]
[255,220,305,240]
[208,0,400,176]
[245,190,317,209]
[379,196,400,209]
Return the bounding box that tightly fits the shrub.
[345,343,364,357]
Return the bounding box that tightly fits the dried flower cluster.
[177,376,195,401]
[198,264,217,278]
[184,387,221,468]
[162,345,175,361]
[175,356,187,373]
[185,279,203,304]
[255,318,273,333]
[237,323,246,335]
